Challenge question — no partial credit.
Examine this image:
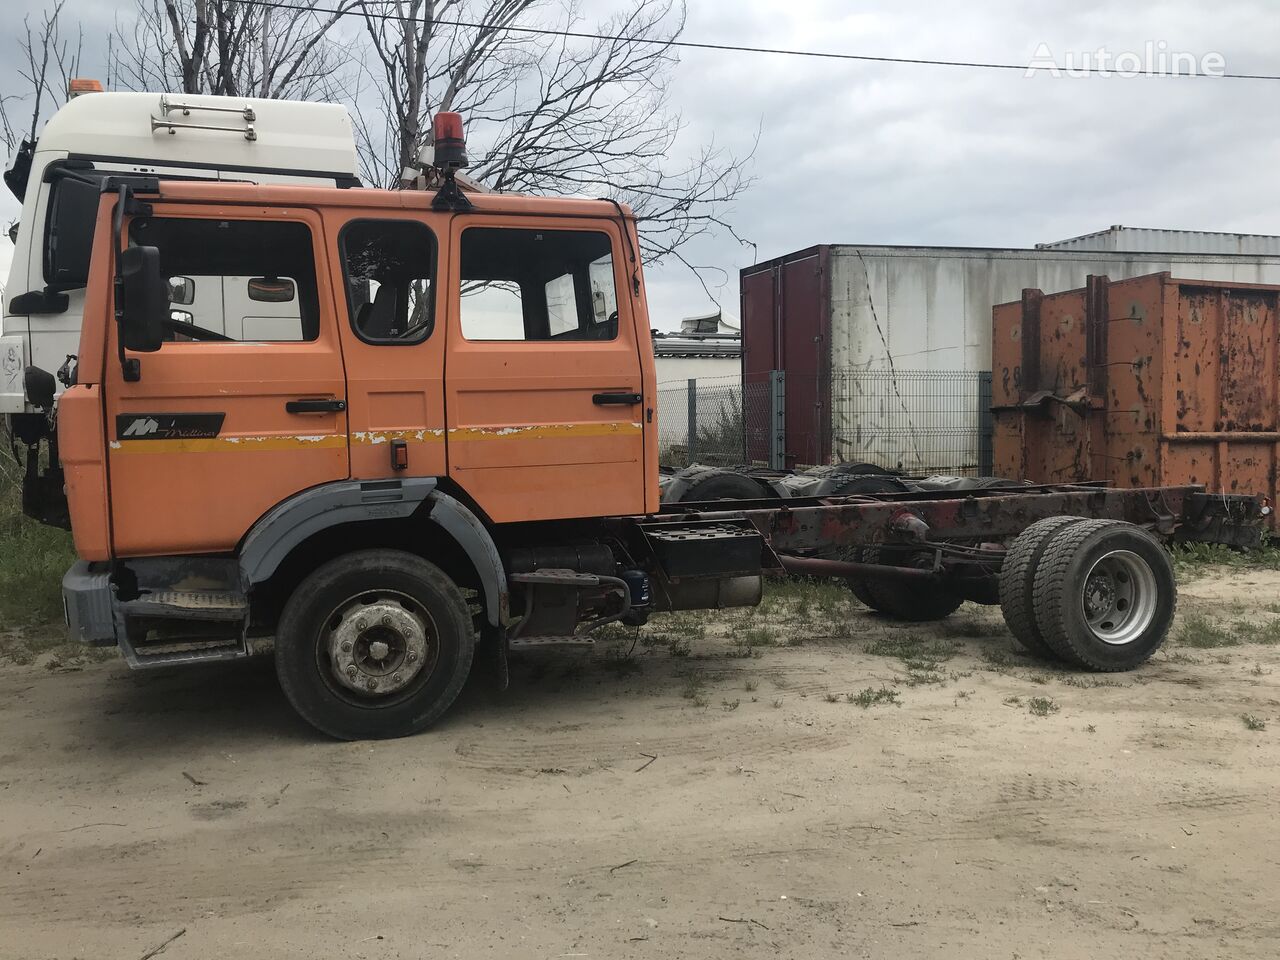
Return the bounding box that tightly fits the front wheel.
[275,549,476,740]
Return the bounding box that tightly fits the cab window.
[460,228,618,341]
[340,219,436,344]
[128,217,319,342]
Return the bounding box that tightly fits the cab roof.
[38,91,357,177]
[138,179,636,220]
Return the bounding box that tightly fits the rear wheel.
[1030,522,1176,671]
[839,546,882,609]
[275,549,476,740]
[999,516,1087,658]
[859,546,963,622]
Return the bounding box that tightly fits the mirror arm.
[107,180,156,382]
[110,185,139,382]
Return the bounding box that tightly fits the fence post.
[686,378,698,464]
[769,370,786,470]
[978,371,993,476]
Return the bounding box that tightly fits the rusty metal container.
[993,272,1280,527]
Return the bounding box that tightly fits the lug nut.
[392,674,402,684]
[407,652,417,663]
[356,619,367,631]
[341,640,353,652]
[381,615,392,626]
[366,678,377,690]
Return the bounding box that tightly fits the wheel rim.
[1079,549,1158,645]
[319,590,440,704]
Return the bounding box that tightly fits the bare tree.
[353,0,753,272]
[109,1,361,101]
[0,0,83,155]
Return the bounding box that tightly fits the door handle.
[286,398,346,414]
[592,392,643,406]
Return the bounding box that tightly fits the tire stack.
[997,517,1176,671]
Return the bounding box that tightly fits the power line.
[236,0,1280,81]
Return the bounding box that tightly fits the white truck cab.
[0,88,359,413]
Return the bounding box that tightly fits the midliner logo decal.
[115,413,226,441]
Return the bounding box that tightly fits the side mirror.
[167,276,195,305]
[119,245,166,353]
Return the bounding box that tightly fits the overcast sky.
[5,0,1280,329]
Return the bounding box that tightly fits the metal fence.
[657,375,773,468]
[827,369,992,476]
[657,368,992,475]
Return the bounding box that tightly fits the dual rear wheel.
[999,518,1176,671]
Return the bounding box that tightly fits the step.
[117,590,250,668]
[119,590,249,621]
[508,635,598,649]
[122,637,248,669]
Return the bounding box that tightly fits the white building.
[653,310,741,385]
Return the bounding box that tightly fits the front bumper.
[62,561,116,646]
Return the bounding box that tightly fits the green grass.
[1171,541,1280,577]
[1027,696,1059,717]
[1176,613,1280,649]
[847,686,901,708]
[0,464,76,633]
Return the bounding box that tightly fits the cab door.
[104,205,349,557]
[444,219,647,523]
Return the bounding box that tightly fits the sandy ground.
[1,566,1279,960]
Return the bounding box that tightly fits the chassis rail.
[654,484,1263,554]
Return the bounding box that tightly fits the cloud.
[3,0,1279,332]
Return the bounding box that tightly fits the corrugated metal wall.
[1038,227,1280,257]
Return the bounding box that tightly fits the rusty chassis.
[649,482,1263,579]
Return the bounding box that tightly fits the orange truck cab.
[40,115,1265,740]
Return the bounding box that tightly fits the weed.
[1002,695,1022,706]
[1085,724,1097,734]
[823,692,840,703]
[771,698,783,708]
[680,670,706,700]
[1029,674,1050,685]
[744,679,758,692]
[1028,697,1059,717]
[1177,613,1280,650]
[955,689,973,700]
[1242,713,1267,731]
[1060,675,1124,689]
[1250,663,1266,677]
[847,686,901,708]
[721,699,740,712]
[743,626,779,648]
[727,642,762,659]
[981,647,1013,668]
[602,643,641,678]
[690,694,709,709]
[668,638,691,658]
[1171,542,1280,576]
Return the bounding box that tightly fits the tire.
[998,516,1087,657]
[839,546,882,609]
[275,549,476,740]
[826,474,909,497]
[804,462,894,478]
[860,546,964,622]
[1030,521,1176,671]
[677,468,769,503]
